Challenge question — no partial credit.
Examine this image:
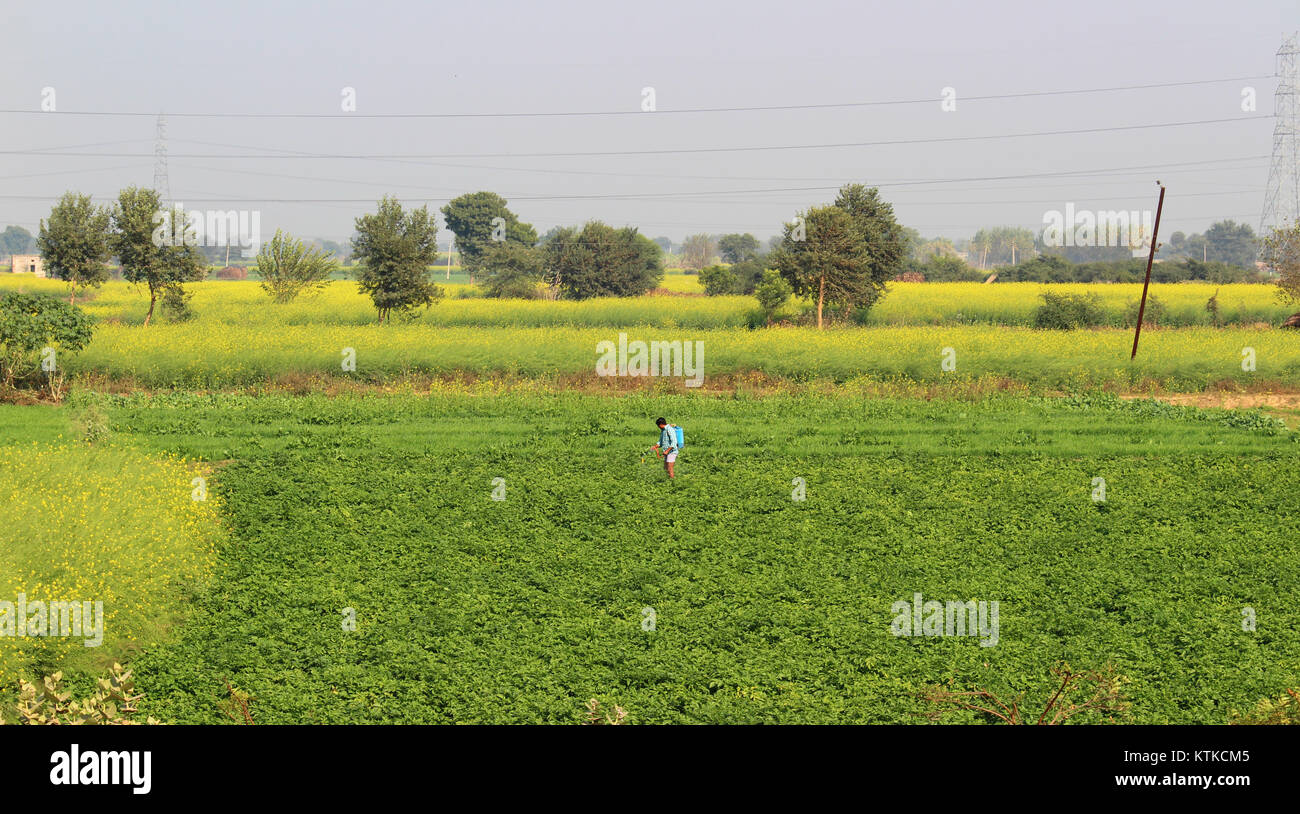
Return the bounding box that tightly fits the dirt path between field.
[1119,392,1300,410]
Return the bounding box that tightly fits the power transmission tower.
[153,113,171,206]
[1261,33,1299,243]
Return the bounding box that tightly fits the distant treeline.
[903,254,1271,284]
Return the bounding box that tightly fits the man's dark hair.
[655,417,667,426]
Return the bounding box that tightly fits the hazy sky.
[1,0,1295,248]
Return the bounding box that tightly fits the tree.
[970,226,1036,267]
[833,183,907,283]
[1203,220,1258,268]
[478,241,545,298]
[651,236,674,253]
[113,188,206,326]
[680,233,716,270]
[753,269,792,325]
[1263,221,1300,305]
[0,292,93,393]
[440,192,537,275]
[717,233,761,263]
[37,193,113,304]
[0,225,35,256]
[771,206,873,328]
[256,229,338,303]
[544,222,663,300]
[352,197,443,322]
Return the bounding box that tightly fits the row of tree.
[900,220,1261,270]
[28,183,911,326]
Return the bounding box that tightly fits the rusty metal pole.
[1130,182,1166,360]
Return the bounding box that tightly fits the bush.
[0,292,93,390]
[1123,293,1167,328]
[1033,291,1107,329]
[698,264,738,296]
[753,269,793,325]
[257,230,337,303]
[160,284,196,323]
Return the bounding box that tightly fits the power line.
[0,115,1273,160]
[0,75,1269,119]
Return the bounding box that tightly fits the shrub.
[1123,293,1167,328]
[257,230,337,303]
[698,264,739,296]
[754,269,793,325]
[0,292,93,390]
[160,284,196,323]
[1033,291,1107,329]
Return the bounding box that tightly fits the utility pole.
[1131,182,1167,360]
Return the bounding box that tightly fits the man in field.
[652,417,679,479]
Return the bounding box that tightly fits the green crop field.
[3,391,1296,724]
[2,274,1299,726]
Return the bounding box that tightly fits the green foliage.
[2,664,160,725]
[440,192,537,273]
[36,192,113,301]
[772,184,905,327]
[730,258,767,295]
[160,283,196,323]
[1123,293,1167,328]
[717,233,760,263]
[352,196,444,322]
[113,188,206,325]
[772,206,873,327]
[0,293,93,388]
[546,222,663,299]
[1033,291,1107,329]
[698,264,738,296]
[753,268,792,323]
[102,391,1299,723]
[477,241,545,299]
[1231,688,1300,725]
[257,229,338,303]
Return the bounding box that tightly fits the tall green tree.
[37,193,113,304]
[440,192,537,274]
[717,233,761,263]
[772,206,873,328]
[113,187,205,326]
[833,183,908,281]
[544,222,663,299]
[352,197,443,322]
